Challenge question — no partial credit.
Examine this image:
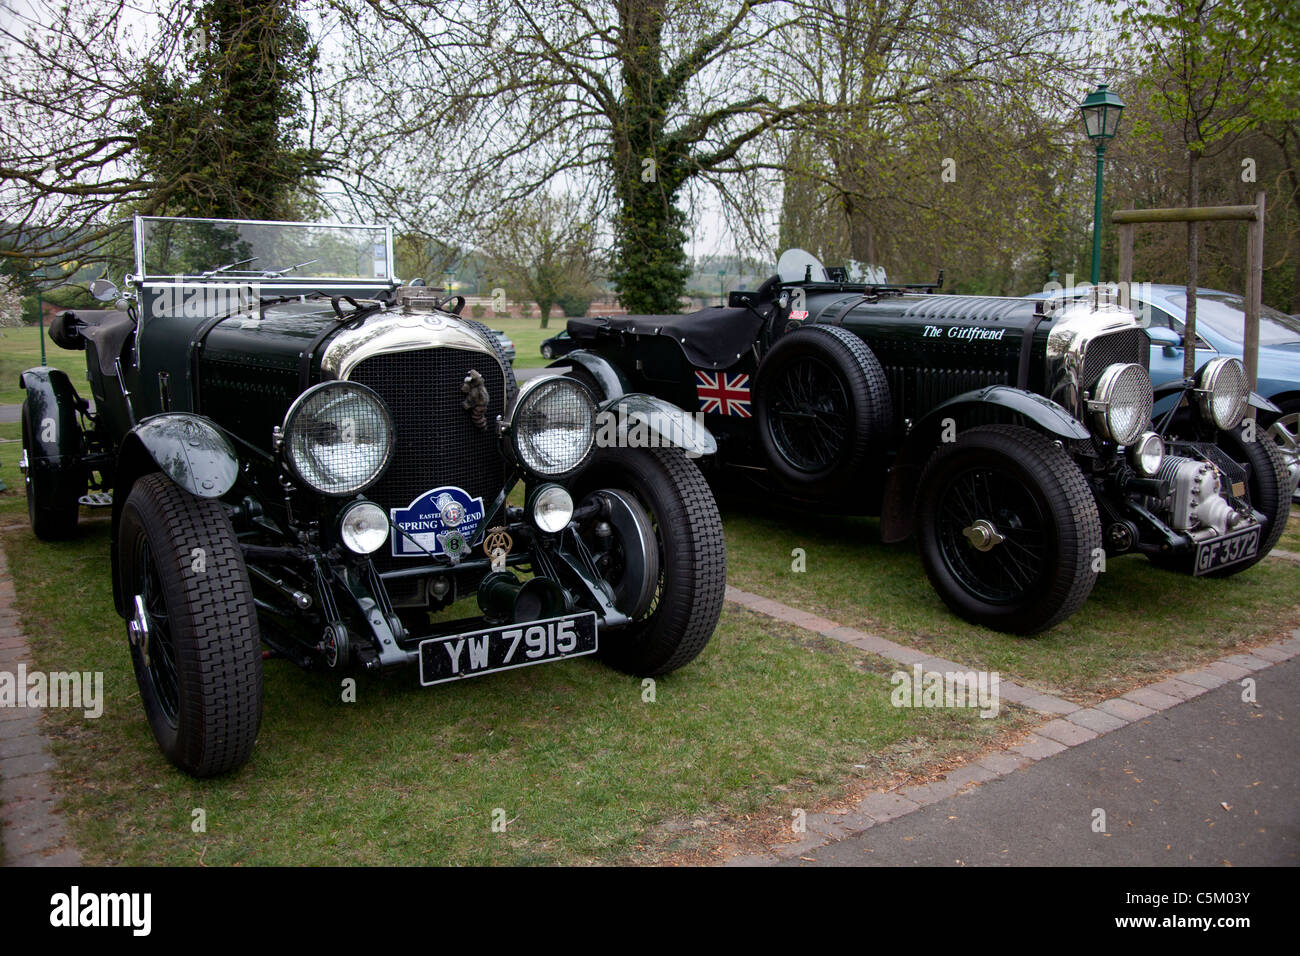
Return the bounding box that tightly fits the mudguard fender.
[879,385,1089,543]
[18,367,85,464]
[548,349,631,402]
[121,414,239,499]
[595,393,717,458]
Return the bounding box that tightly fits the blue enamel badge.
[391,486,485,557]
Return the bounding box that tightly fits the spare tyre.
[753,324,892,496]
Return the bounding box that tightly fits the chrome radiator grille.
[1081,328,1150,392]
[347,347,510,571]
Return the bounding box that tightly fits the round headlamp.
[282,381,394,496]
[1089,363,1153,446]
[1196,357,1248,431]
[508,376,597,477]
[1127,432,1164,477]
[529,484,574,533]
[339,500,390,554]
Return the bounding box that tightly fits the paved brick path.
[0,536,81,866]
[722,585,1300,864]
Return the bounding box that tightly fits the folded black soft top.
[567,305,770,370]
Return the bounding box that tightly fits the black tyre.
[754,324,891,496]
[117,473,263,777]
[21,411,81,541]
[916,425,1100,634]
[571,446,725,675]
[1175,420,1290,578]
[1263,398,1299,505]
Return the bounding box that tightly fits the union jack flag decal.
[695,370,752,417]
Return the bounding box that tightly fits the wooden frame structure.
[1114,191,1266,389]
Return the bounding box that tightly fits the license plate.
[418,611,598,686]
[1194,526,1261,576]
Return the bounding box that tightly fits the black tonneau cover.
[567,305,769,369]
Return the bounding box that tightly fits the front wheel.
[570,446,726,675]
[916,425,1100,634]
[117,473,263,777]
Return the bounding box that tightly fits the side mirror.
[90,278,118,302]
[1146,325,1183,353]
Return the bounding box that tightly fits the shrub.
[557,291,594,317]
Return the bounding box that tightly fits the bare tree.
[479,193,601,327]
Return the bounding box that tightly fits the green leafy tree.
[130,0,325,219]
[1115,0,1300,372]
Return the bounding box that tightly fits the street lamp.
[717,269,726,307]
[30,268,49,365]
[1079,83,1125,285]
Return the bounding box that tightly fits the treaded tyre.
[916,424,1101,634]
[117,473,263,777]
[571,446,725,675]
[1263,398,1299,505]
[21,410,81,541]
[754,324,892,496]
[1153,420,1291,578]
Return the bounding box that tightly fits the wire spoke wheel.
[935,466,1047,604]
[754,324,891,496]
[768,356,850,471]
[133,537,181,726]
[917,424,1099,634]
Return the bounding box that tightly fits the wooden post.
[1243,191,1265,394]
[1118,220,1133,296]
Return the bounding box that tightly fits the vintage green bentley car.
[557,249,1290,634]
[20,216,724,777]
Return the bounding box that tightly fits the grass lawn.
[0,512,1024,865]
[0,409,1028,865]
[0,327,88,407]
[721,500,1300,703]
[474,315,568,370]
[1278,503,1300,553]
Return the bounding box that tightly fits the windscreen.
[136,217,392,281]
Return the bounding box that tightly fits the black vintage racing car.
[554,249,1291,634]
[20,215,724,777]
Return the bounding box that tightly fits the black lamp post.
[30,268,49,365]
[1079,83,1125,285]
